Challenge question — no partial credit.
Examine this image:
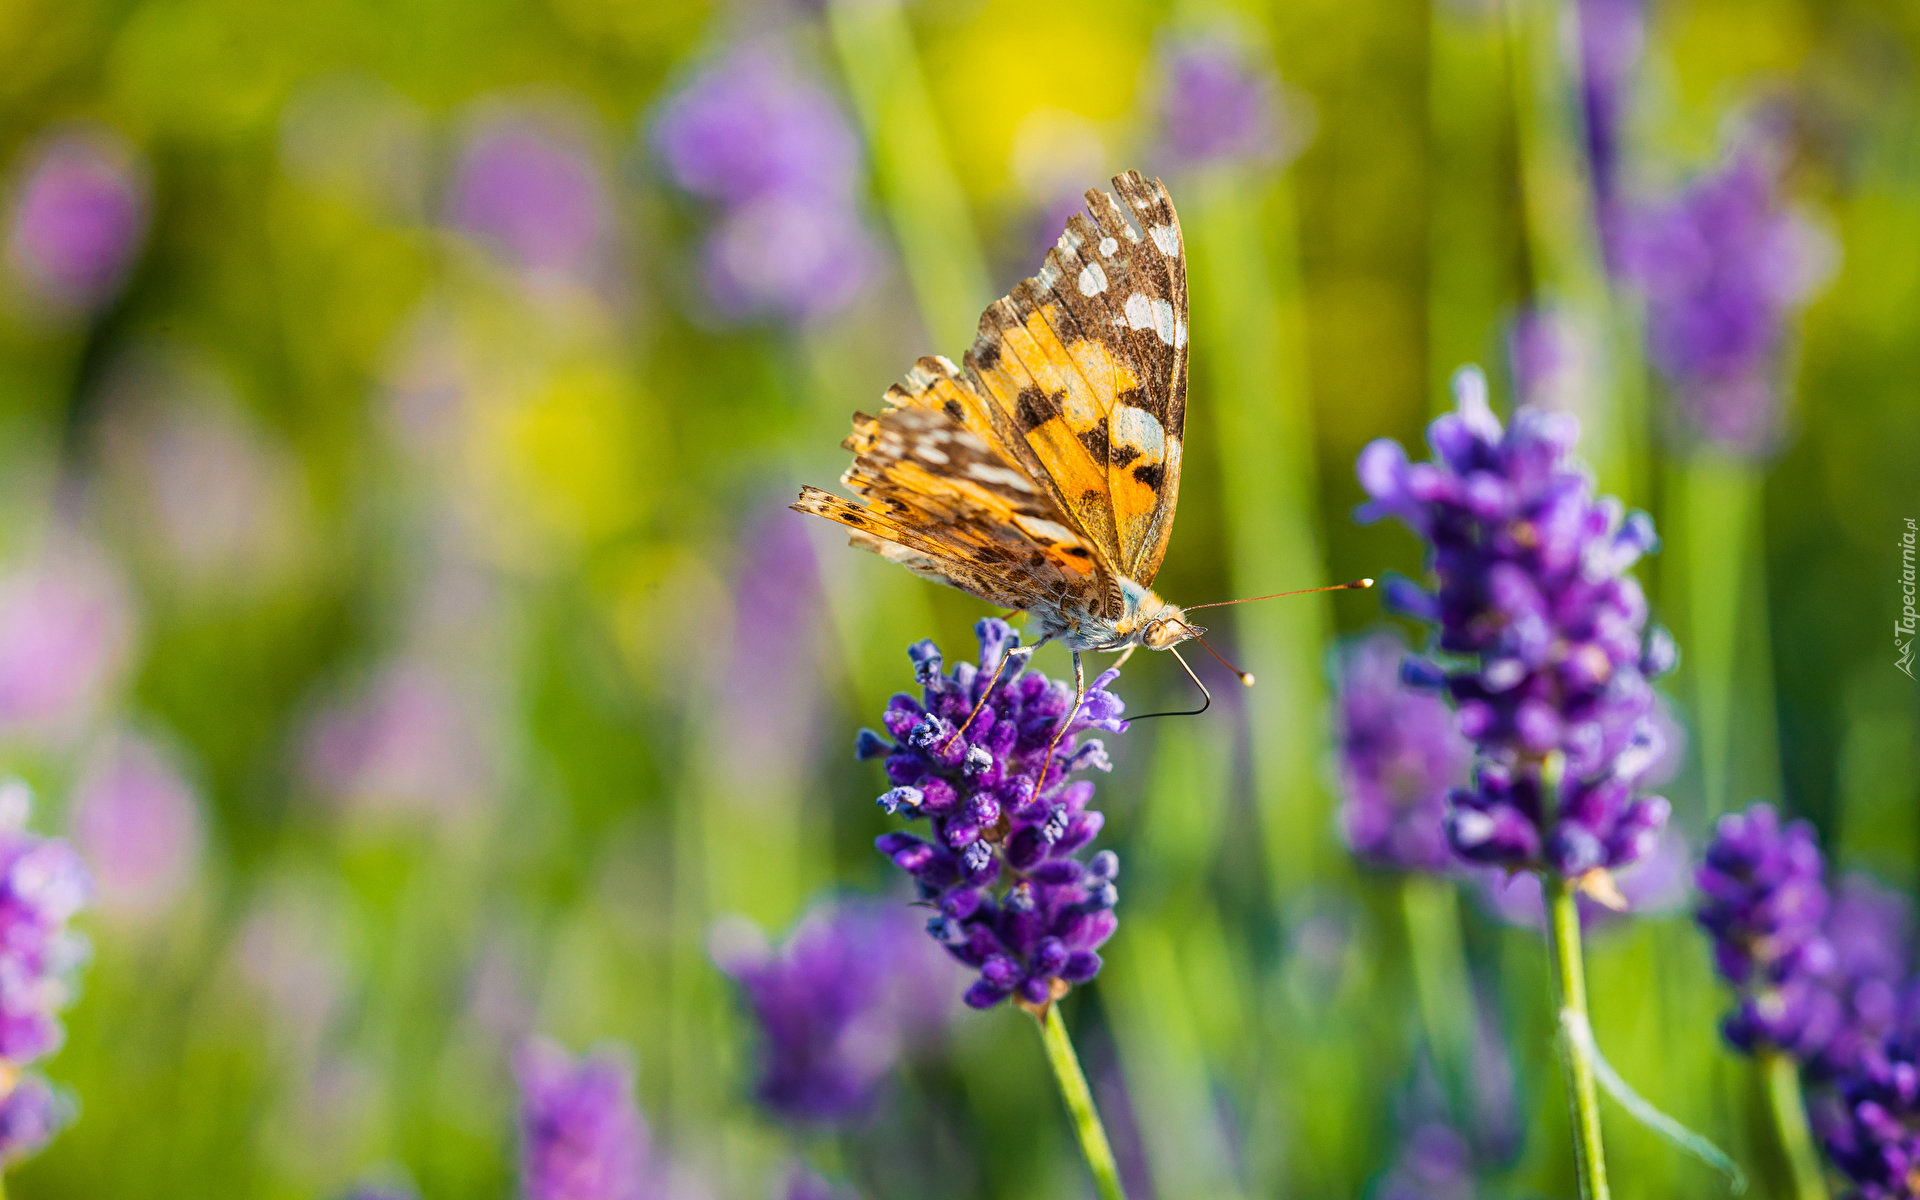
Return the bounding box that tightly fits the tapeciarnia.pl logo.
[1900,517,1917,679]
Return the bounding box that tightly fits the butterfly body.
[793,170,1192,675]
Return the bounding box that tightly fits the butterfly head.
[1139,605,1200,651]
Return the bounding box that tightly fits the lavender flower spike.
[1694,803,1839,1059]
[1624,150,1833,456]
[1335,630,1473,874]
[5,125,149,314]
[864,619,1126,1011]
[1820,1029,1920,1200]
[713,898,952,1123]
[1151,33,1287,172]
[0,779,91,1165]
[515,1037,651,1200]
[1355,366,1674,888]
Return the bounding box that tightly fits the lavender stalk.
[1036,1004,1128,1200]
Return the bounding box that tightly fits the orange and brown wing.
[792,395,1121,619]
[960,170,1188,586]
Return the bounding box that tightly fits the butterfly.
[793,170,1209,758]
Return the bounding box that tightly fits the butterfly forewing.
[961,171,1188,586]
[794,170,1187,625]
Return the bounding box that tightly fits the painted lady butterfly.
[795,170,1360,756]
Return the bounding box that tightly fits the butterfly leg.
[942,642,1034,752]
[1037,650,1086,790]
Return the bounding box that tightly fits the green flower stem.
[1540,749,1611,1200]
[1763,1050,1831,1200]
[1544,872,1612,1200]
[1036,1003,1129,1200]
[1401,875,1478,1125]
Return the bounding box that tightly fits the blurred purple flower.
[1508,306,1599,420]
[70,732,203,919]
[447,112,611,284]
[1808,874,1915,1078]
[864,620,1126,1011]
[302,659,490,822]
[1624,152,1833,455]
[720,504,821,789]
[0,781,90,1167]
[701,193,878,325]
[5,126,149,314]
[652,44,877,325]
[1151,33,1288,171]
[1335,630,1473,874]
[1819,1029,1920,1200]
[654,46,861,206]
[1572,0,1644,268]
[0,536,135,740]
[1355,367,1673,884]
[516,1037,652,1200]
[1376,1122,1478,1200]
[714,897,957,1124]
[0,1074,72,1166]
[1694,804,1841,1059]
[0,780,92,1068]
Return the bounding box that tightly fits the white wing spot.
[1175,317,1188,348]
[967,462,1036,492]
[1058,227,1083,252]
[1110,405,1166,459]
[1124,293,1155,331]
[1149,223,1180,256]
[1013,515,1079,545]
[916,445,950,465]
[1035,264,1059,289]
[1077,262,1108,296]
[1123,225,1141,243]
[1151,298,1177,346]
[1099,237,1119,257]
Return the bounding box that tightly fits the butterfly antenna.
[1127,644,1213,722]
[1183,578,1375,612]
[1187,627,1256,687]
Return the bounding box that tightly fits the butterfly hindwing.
[798,394,1121,618]
[961,170,1187,586]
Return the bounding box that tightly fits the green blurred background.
[0,0,1916,1196]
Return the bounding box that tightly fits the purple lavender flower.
[515,1037,652,1200]
[1335,630,1473,874]
[863,620,1126,1011]
[0,781,90,1166]
[654,45,862,207]
[447,111,611,285]
[1572,0,1644,269]
[713,898,955,1123]
[1818,1030,1920,1200]
[701,192,879,326]
[70,732,203,919]
[1623,151,1832,455]
[5,126,149,314]
[301,659,490,822]
[0,1074,71,1166]
[0,536,136,740]
[1809,874,1916,1079]
[1694,804,1841,1059]
[1151,33,1289,171]
[653,44,877,325]
[1355,367,1673,884]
